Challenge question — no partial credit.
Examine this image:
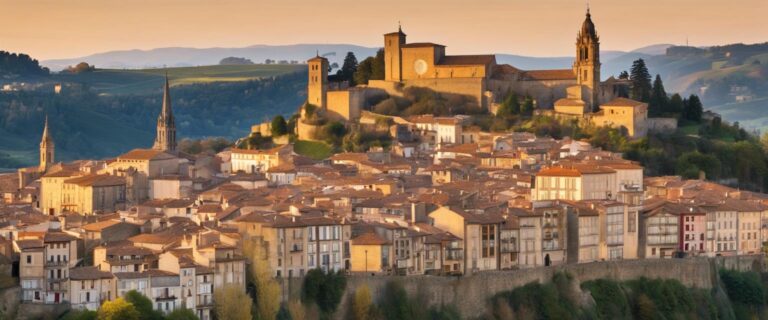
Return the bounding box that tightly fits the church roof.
[521,69,576,81]
[307,55,328,62]
[402,42,445,48]
[437,55,496,66]
[554,98,586,106]
[601,97,645,108]
[64,174,125,187]
[118,149,175,161]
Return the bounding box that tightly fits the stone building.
[370,10,623,111]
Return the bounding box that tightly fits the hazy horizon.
[1,0,767,61]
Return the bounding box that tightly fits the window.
[26,255,31,264]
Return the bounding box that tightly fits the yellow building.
[350,232,391,273]
[590,97,648,138]
[230,144,292,174]
[104,149,181,204]
[40,171,126,215]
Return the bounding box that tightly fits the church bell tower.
[574,8,601,111]
[384,24,406,82]
[152,75,177,152]
[39,116,54,172]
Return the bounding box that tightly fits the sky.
[1,0,766,60]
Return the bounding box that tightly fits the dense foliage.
[302,269,347,316]
[220,57,255,65]
[0,50,49,76]
[354,49,385,85]
[372,87,485,117]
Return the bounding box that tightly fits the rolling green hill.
[51,64,304,95]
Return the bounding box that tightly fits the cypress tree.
[669,93,684,115]
[682,94,704,122]
[630,59,652,103]
[337,52,359,85]
[649,74,668,116]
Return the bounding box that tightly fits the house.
[68,266,114,311]
[429,206,503,274]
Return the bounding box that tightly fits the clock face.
[414,59,428,75]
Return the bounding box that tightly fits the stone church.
[371,9,623,112]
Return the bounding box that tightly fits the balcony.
[155,294,177,301]
[45,260,69,267]
[445,249,463,260]
[289,245,303,253]
[47,277,68,284]
[500,243,517,253]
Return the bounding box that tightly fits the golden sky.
[1,0,766,60]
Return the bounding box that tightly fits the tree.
[302,269,347,315]
[62,310,98,320]
[353,49,385,85]
[219,57,254,65]
[521,96,535,116]
[124,290,163,320]
[497,92,520,118]
[98,298,140,320]
[243,240,281,320]
[649,74,668,116]
[213,285,253,320]
[618,70,629,79]
[322,121,347,146]
[166,308,199,320]
[682,94,703,122]
[271,115,288,136]
[630,59,652,102]
[286,300,306,320]
[336,52,359,85]
[352,284,373,320]
[380,281,414,320]
[668,93,684,115]
[65,62,96,74]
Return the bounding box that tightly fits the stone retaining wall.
[280,255,764,319]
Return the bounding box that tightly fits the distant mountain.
[42,45,379,71]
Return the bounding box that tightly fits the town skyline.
[1,0,767,60]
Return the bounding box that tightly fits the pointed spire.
[161,73,173,122]
[42,115,49,141]
[398,20,402,33]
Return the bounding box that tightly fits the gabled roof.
[70,266,113,280]
[351,232,390,246]
[118,149,175,161]
[601,97,645,108]
[521,69,576,81]
[437,55,496,66]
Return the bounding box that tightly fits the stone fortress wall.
[280,255,764,319]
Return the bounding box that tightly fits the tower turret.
[307,54,329,109]
[573,8,601,111]
[152,75,177,152]
[384,24,406,82]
